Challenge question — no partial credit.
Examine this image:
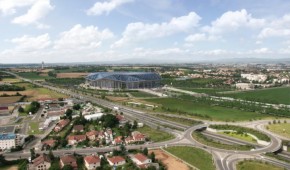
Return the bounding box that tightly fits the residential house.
[67,135,86,145]
[113,136,123,145]
[60,155,77,170]
[0,106,9,116]
[132,131,146,143]
[86,130,98,141]
[84,155,101,170]
[72,125,84,133]
[54,119,70,132]
[42,139,56,150]
[130,153,151,166]
[29,154,51,170]
[107,156,126,166]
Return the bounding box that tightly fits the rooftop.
[86,72,161,82]
[0,125,15,134]
[84,155,100,164]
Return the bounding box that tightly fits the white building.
[84,155,101,170]
[130,153,151,165]
[107,156,126,166]
[241,74,267,82]
[0,126,17,150]
[84,113,104,121]
[235,83,254,90]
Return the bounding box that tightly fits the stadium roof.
[86,72,161,82]
[0,125,15,134]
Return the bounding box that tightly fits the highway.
[3,71,290,170]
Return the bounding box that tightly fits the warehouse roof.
[86,72,161,82]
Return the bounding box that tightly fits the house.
[107,156,126,166]
[113,136,123,145]
[132,131,146,142]
[42,139,56,150]
[67,135,86,145]
[29,154,51,170]
[46,110,65,119]
[86,130,98,141]
[72,125,84,133]
[130,153,151,166]
[60,155,77,170]
[84,155,101,170]
[54,119,70,132]
[125,136,134,144]
[116,115,127,126]
[98,130,105,139]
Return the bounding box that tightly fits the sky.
[0,0,290,63]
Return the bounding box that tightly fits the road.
[3,71,290,170]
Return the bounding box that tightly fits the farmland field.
[165,146,215,170]
[17,72,50,80]
[130,91,157,98]
[56,72,89,78]
[236,160,283,170]
[145,98,269,121]
[138,125,174,142]
[0,96,22,104]
[222,87,290,104]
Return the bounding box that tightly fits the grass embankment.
[165,146,215,170]
[154,114,202,126]
[180,87,231,95]
[18,72,51,80]
[192,132,254,151]
[222,87,290,105]
[138,125,174,142]
[236,160,284,170]
[130,91,157,98]
[219,131,257,143]
[209,124,271,142]
[145,98,268,121]
[267,123,290,139]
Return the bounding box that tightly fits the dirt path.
[149,149,190,170]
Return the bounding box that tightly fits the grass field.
[17,72,50,80]
[0,165,18,170]
[236,160,283,170]
[1,78,21,83]
[165,146,215,170]
[28,122,41,135]
[180,88,231,94]
[222,87,290,104]
[267,123,290,138]
[0,96,22,104]
[130,91,157,98]
[145,98,269,121]
[219,132,257,143]
[155,114,202,126]
[138,125,174,142]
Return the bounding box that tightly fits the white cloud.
[203,9,265,35]
[252,47,271,54]
[10,33,51,51]
[54,24,114,50]
[12,0,53,27]
[0,0,38,15]
[112,12,201,47]
[86,0,134,16]
[185,33,207,42]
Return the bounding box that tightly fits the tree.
[120,144,127,156]
[100,114,119,128]
[62,165,74,170]
[48,150,54,161]
[73,104,81,110]
[143,147,148,156]
[65,109,73,118]
[149,152,155,162]
[18,106,24,113]
[132,120,138,129]
[30,148,36,160]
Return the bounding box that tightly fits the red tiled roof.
[42,139,56,147]
[33,154,51,166]
[67,135,86,141]
[0,106,8,110]
[86,130,98,137]
[58,119,70,127]
[60,155,77,165]
[134,153,148,163]
[84,155,100,164]
[116,115,124,121]
[107,156,125,164]
[114,136,123,143]
[73,125,84,131]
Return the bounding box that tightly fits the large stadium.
[85,72,161,89]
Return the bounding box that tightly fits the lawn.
[28,122,41,135]
[0,165,18,170]
[165,146,215,170]
[18,72,51,80]
[236,160,283,170]
[219,132,257,143]
[1,78,21,83]
[222,87,290,105]
[130,91,157,98]
[138,125,174,142]
[145,98,269,121]
[180,88,231,95]
[267,123,290,139]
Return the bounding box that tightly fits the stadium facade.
[86,72,161,89]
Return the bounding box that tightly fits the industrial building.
[85,72,161,89]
